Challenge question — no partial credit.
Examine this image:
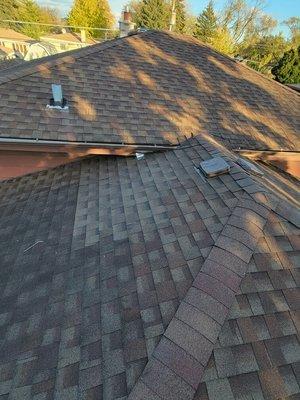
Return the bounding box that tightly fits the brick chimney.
[119,6,135,37]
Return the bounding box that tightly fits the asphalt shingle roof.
[0,30,299,400]
[0,31,299,149]
[0,28,33,42]
[0,134,299,399]
[40,32,97,45]
[196,210,300,400]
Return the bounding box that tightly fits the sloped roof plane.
[0,27,33,42]
[0,134,299,399]
[0,30,299,150]
[0,30,299,400]
[40,31,97,45]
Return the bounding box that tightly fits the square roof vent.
[199,157,230,178]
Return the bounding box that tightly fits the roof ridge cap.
[0,31,153,86]
[127,193,270,399]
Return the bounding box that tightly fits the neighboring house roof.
[0,27,33,42]
[40,31,97,45]
[0,30,299,150]
[0,45,14,56]
[0,134,299,400]
[24,41,58,61]
[0,31,299,400]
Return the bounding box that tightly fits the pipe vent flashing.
[47,84,68,111]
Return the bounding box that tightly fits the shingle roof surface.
[0,30,299,149]
[0,57,24,72]
[195,211,300,400]
[41,32,97,45]
[0,27,33,41]
[0,138,236,399]
[0,134,299,400]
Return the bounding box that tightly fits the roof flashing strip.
[0,136,179,151]
[236,157,264,176]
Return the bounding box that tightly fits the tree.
[174,0,186,33]
[284,17,300,48]
[240,34,288,75]
[17,0,60,39]
[241,13,277,48]
[271,46,300,84]
[194,0,218,44]
[0,0,20,22]
[68,0,114,38]
[220,0,266,46]
[134,0,170,30]
[183,13,196,35]
[211,26,234,55]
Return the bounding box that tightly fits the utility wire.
[0,19,115,32]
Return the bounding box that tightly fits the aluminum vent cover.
[199,157,230,178]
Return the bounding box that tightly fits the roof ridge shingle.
[128,193,271,400]
[127,136,299,399]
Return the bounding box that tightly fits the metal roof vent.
[136,152,145,160]
[237,157,263,176]
[47,84,68,111]
[199,157,230,178]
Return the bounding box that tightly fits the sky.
[38,0,300,35]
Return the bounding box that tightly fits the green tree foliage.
[174,0,186,33]
[241,14,277,48]
[68,0,114,37]
[130,0,187,32]
[284,17,300,48]
[0,0,20,22]
[128,0,143,25]
[183,13,196,35]
[194,0,217,44]
[134,0,170,30]
[212,26,234,55]
[271,46,300,84]
[16,0,59,38]
[239,34,288,74]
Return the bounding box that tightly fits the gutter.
[0,136,179,154]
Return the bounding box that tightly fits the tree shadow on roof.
[0,30,299,151]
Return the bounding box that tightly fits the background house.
[40,29,97,52]
[24,41,57,61]
[0,27,33,57]
[0,45,17,60]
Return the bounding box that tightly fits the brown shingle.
[0,31,299,150]
[0,111,299,400]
